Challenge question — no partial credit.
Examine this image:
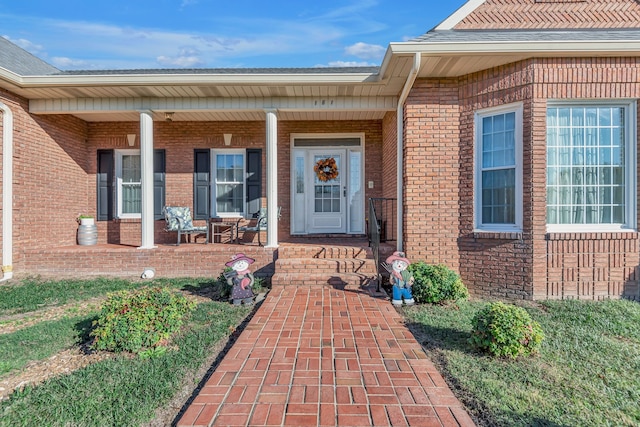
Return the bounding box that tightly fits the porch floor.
[177,284,475,427]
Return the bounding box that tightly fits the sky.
[0,0,468,71]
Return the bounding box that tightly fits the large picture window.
[116,150,141,218]
[213,150,245,216]
[474,104,523,232]
[546,104,636,230]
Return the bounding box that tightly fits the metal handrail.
[368,198,397,292]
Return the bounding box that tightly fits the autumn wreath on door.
[314,157,339,182]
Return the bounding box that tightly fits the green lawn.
[0,277,252,427]
[403,299,640,427]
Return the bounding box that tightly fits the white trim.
[29,96,397,115]
[545,100,637,232]
[115,149,142,220]
[290,133,365,235]
[0,101,14,280]
[474,102,524,233]
[211,148,246,218]
[388,40,640,55]
[435,0,486,30]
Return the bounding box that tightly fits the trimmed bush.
[407,262,469,304]
[469,301,544,359]
[90,287,196,354]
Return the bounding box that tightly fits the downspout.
[0,101,13,281]
[396,53,421,252]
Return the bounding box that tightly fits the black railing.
[368,198,397,292]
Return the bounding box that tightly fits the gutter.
[396,53,421,252]
[0,101,13,281]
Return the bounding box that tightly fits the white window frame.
[474,103,523,233]
[546,101,637,233]
[115,149,141,219]
[211,149,245,218]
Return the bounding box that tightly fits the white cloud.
[50,57,92,69]
[344,42,385,60]
[316,60,377,68]
[2,35,44,55]
[156,47,205,67]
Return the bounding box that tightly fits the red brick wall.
[455,0,640,30]
[0,89,89,273]
[382,111,397,199]
[403,57,640,300]
[88,119,382,245]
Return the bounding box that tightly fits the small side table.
[209,219,239,243]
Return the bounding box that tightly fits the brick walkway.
[177,285,475,427]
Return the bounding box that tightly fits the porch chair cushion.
[163,206,209,245]
[238,206,280,246]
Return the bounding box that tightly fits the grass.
[0,315,94,375]
[0,276,253,426]
[0,277,199,316]
[403,298,640,427]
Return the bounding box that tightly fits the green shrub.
[469,301,544,359]
[407,262,469,304]
[90,287,196,354]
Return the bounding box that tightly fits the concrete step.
[275,257,377,275]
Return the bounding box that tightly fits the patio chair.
[237,206,280,246]
[163,206,209,245]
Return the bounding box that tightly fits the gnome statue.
[386,251,415,306]
[225,253,256,305]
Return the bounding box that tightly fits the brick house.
[1,0,640,300]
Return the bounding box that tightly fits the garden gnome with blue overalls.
[386,251,415,306]
[225,253,255,305]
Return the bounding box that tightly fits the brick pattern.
[272,242,378,287]
[454,0,640,29]
[546,233,639,300]
[381,111,397,199]
[21,244,276,279]
[177,286,475,427]
[0,103,386,274]
[403,57,640,300]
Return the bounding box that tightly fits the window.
[116,150,141,218]
[213,150,245,216]
[475,104,523,232]
[546,103,636,231]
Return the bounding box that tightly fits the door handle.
[343,186,346,197]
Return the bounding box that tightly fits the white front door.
[307,150,347,233]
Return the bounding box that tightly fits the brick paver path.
[177,285,475,427]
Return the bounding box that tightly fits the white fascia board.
[29,96,398,114]
[434,0,486,31]
[390,40,640,56]
[16,72,380,88]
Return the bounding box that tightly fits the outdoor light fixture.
[165,112,174,122]
[127,134,136,146]
[224,133,232,146]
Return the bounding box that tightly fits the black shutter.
[193,149,210,220]
[154,149,166,220]
[97,150,114,221]
[246,149,262,217]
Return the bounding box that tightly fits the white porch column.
[139,110,156,249]
[265,109,279,248]
[0,101,14,280]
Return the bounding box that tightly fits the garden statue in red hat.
[225,253,255,305]
[386,251,415,306]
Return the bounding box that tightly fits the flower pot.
[79,217,95,226]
